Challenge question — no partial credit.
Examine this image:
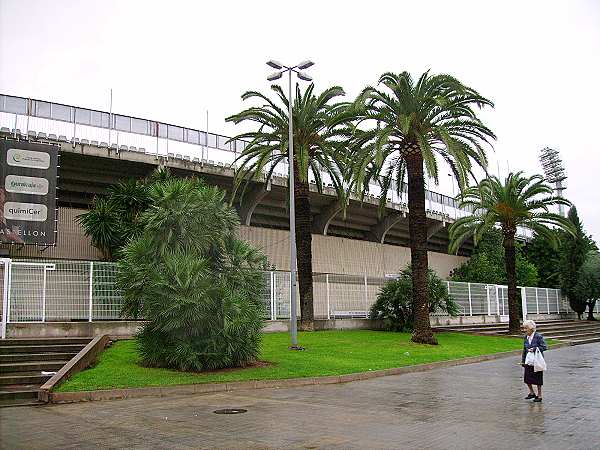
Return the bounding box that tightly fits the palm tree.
[448,172,574,333]
[348,71,495,344]
[226,83,349,330]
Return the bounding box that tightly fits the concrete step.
[569,337,600,346]
[436,319,582,330]
[0,360,68,374]
[0,397,44,408]
[440,318,576,326]
[0,338,92,346]
[438,322,600,334]
[474,323,600,335]
[0,352,78,363]
[545,330,600,340]
[0,386,39,402]
[0,344,86,354]
[0,372,52,386]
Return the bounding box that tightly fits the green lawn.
[57,331,525,392]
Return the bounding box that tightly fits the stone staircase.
[0,337,92,407]
[433,319,600,345]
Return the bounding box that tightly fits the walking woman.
[521,320,547,402]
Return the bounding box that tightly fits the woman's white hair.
[523,319,537,331]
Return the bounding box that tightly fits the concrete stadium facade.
[0,93,473,279]
[0,136,469,279]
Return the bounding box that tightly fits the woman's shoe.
[533,397,542,403]
[525,393,536,399]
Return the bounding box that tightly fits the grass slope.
[58,331,524,392]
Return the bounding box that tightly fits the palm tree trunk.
[503,229,521,334]
[587,300,597,321]
[293,162,315,331]
[405,153,437,345]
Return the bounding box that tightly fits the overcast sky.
[1,0,599,240]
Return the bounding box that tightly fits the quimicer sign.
[0,139,58,245]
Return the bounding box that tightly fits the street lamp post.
[266,60,314,350]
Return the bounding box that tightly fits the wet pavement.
[1,343,599,449]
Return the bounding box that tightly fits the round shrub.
[117,178,268,371]
[369,266,459,331]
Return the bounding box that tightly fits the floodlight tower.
[539,147,567,216]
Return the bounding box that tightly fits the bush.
[450,229,539,286]
[117,177,269,371]
[369,266,459,331]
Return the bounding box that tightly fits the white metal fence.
[0,258,575,338]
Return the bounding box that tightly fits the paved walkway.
[1,343,599,450]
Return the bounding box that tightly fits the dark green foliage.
[448,171,574,333]
[117,177,269,371]
[448,172,573,254]
[226,83,351,329]
[560,207,598,318]
[369,266,459,331]
[346,70,495,345]
[575,252,600,320]
[524,232,562,288]
[451,229,539,286]
[226,83,350,199]
[77,167,172,260]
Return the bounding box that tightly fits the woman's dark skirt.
[524,364,543,386]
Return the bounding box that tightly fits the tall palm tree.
[226,83,349,330]
[348,71,495,344]
[448,172,574,333]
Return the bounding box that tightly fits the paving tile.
[0,343,598,449]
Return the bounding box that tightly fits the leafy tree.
[524,231,562,288]
[369,266,459,332]
[227,83,349,331]
[77,167,171,260]
[118,178,269,371]
[560,207,597,319]
[575,252,600,320]
[451,229,539,287]
[348,71,495,344]
[449,172,573,333]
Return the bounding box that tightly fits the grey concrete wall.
[4,207,467,279]
[4,207,103,261]
[239,225,467,279]
[6,321,143,338]
[5,314,576,338]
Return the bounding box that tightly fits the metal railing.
[0,258,569,337]
[0,93,473,222]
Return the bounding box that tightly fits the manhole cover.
[213,408,247,415]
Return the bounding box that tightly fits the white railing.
[0,93,468,221]
[0,94,540,239]
[0,258,569,337]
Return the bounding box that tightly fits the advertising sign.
[0,139,58,245]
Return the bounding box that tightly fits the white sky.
[1,0,599,240]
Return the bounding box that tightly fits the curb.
[39,335,110,403]
[45,342,570,404]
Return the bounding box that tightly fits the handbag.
[533,348,547,372]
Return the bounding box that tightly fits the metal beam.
[427,221,446,240]
[367,211,406,243]
[312,200,344,235]
[237,183,271,226]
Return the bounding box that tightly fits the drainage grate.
[213,408,247,415]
